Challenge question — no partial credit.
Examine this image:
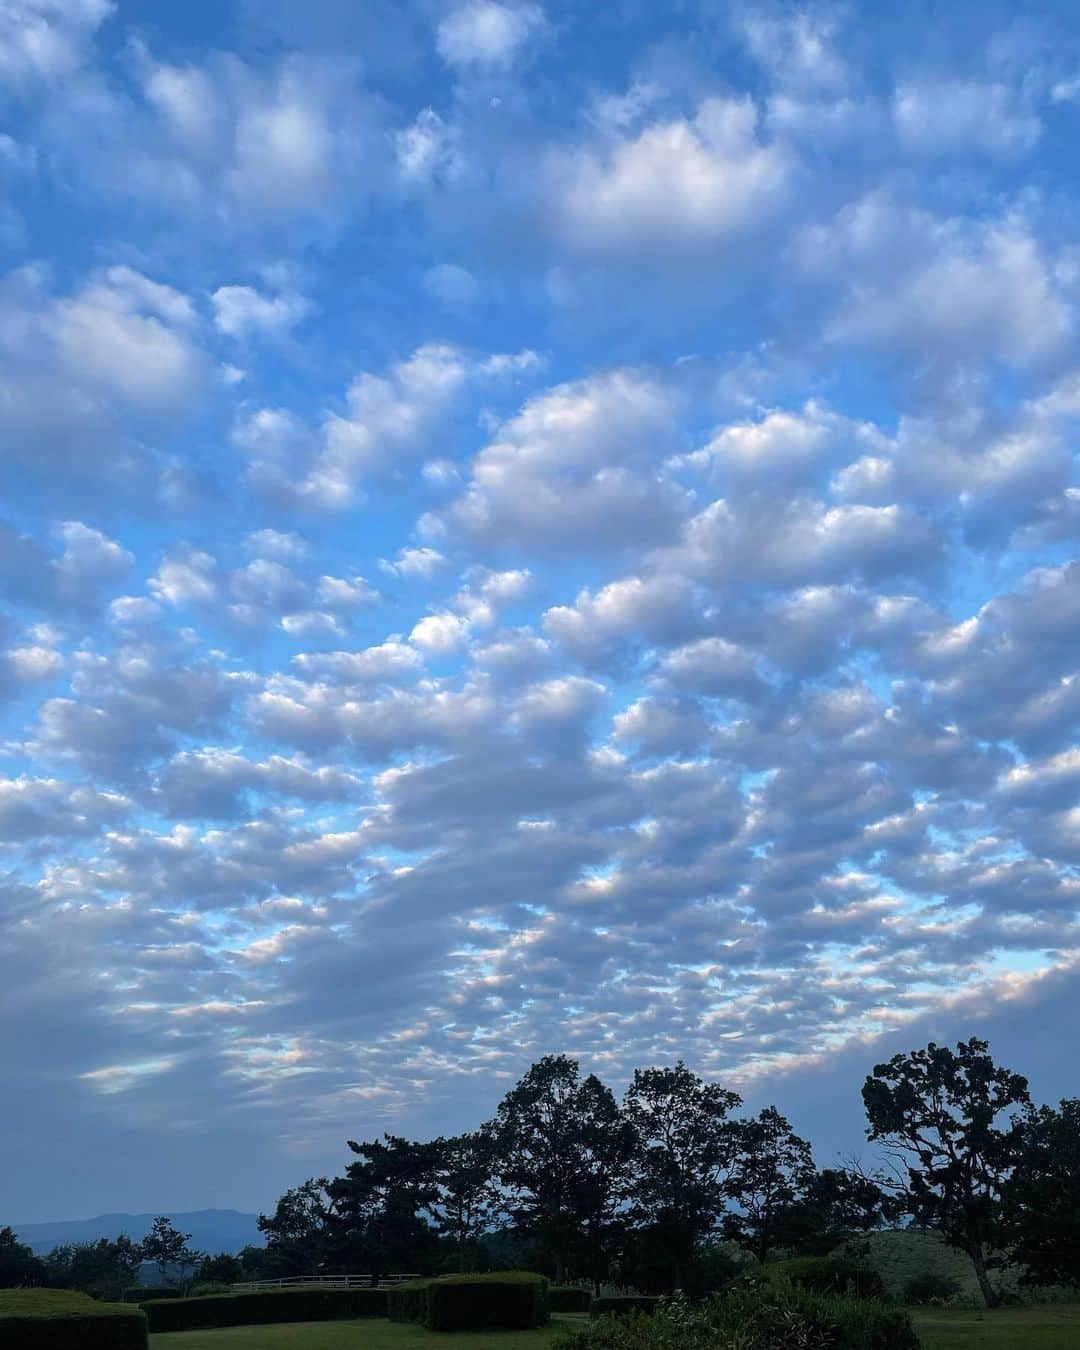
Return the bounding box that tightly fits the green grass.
[148,1305,1080,1350]
[150,1312,578,1350]
[912,1303,1080,1348]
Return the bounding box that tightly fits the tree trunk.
[968,1243,1000,1309]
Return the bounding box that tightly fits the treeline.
[3,1039,1076,1306]
[248,1040,1077,1305]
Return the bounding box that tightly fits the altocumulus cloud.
[0,0,1077,1222]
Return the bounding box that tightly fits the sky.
[1,0,1078,1226]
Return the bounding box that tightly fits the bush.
[140,1286,386,1332]
[128,1285,181,1300]
[761,1256,887,1299]
[425,1272,550,1331]
[557,1286,918,1350]
[552,1286,594,1313]
[591,1296,659,1317]
[388,1278,432,1323]
[901,1271,962,1305]
[0,1288,148,1350]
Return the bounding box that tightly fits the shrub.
[0,1288,148,1350]
[591,1296,659,1317]
[901,1271,962,1305]
[425,1272,550,1331]
[140,1286,386,1332]
[551,1285,594,1313]
[761,1256,886,1300]
[388,1278,433,1323]
[128,1285,181,1300]
[557,1286,918,1350]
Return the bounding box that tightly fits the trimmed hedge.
[140,1286,387,1332]
[0,1288,148,1350]
[591,1296,659,1317]
[426,1272,550,1331]
[388,1279,432,1323]
[551,1286,594,1313]
[761,1256,887,1300]
[127,1285,181,1300]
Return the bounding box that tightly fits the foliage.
[387,1279,433,1322]
[195,1251,245,1285]
[902,1270,963,1305]
[772,1169,899,1256]
[721,1107,816,1263]
[559,1286,918,1350]
[41,1235,143,1300]
[141,1216,201,1286]
[328,1136,441,1273]
[430,1131,502,1272]
[758,1256,886,1300]
[140,1286,387,1332]
[591,1295,660,1316]
[622,1062,742,1291]
[1001,1098,1080,1288]
[0,1224,44,1287]
[551,1285,594,1312]
[494,1055,634,1286]
[424,1271,551,1330]
[257,1179,337,1275]
[0,1288,147,1350]
[862,1037,1030,1307]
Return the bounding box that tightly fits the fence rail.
[231,1274,422,1290]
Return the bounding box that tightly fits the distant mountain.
[13,1209,263,1256]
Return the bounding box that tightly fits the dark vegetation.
[141,1286,387,1333]
[0,1288,148,1349]
[2,1036,1076,1338]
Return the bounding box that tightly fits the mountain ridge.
[13,1209,263,1255]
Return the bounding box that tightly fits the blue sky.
[1,0,1078,1224]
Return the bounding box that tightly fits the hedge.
[387,1278,432,1323]
[426,1272,550,1331]
[140,1286,387,1332]
[590,1295,659,1317]
[760,1256,887,1300]
[388,1272,550,1330]
[0,1288,148,1350]
[551,1286,594,1313]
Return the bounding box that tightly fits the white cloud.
[894,80,1041,158]
[211,283,312,341]
[436,1,545,70]
[549,97,793,253]
[379,547,447,579]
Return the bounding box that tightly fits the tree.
[195,1252,244,1285]
[722,1106,816,1264]
[770,1167,898,1256]
[258,1178,337,1275]
[492,1055,631,1284]
[327,1135,441,1274]
[1001,1098,1080,1288]
[0,1227,43,1288]
[430,1131,501,1272]
[141,1216,201,1288]
[42,1236,143,1299]
[567,1072,637,1293]
[623,1062,742,1290]
[861,1037,1030,1308]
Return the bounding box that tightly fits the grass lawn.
[149,1306,1080,1350]
[912,1303,1080,1349]
[150,1313,576,1350]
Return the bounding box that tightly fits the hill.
[13,1209,262,1256]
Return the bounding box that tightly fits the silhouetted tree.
[771,1167,898,1256]
[722,1106,816,1264]
[862,1037,1029,1308]
[1001,1098,1080,1288]
[623,1062,742,1290]
[431,1130,501,1272]
[0,1227,43,1288]
[141,1217,201,1288]
[329,1136,441,1274]
[258,1178,337,1275]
